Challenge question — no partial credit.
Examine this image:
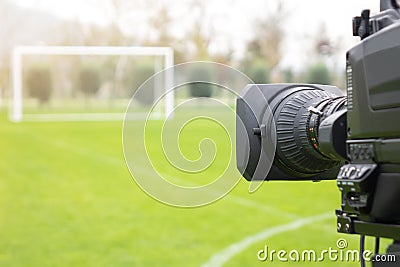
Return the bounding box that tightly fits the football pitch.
[0,112,377,267]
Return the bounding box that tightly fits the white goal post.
[10,46,174,122]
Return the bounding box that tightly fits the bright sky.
[13,0,380,70]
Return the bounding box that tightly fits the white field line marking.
[201,212,332,267]
[226,195,298,219]
[25,128,299,218]
[162,174,298,218]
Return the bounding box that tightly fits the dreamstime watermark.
[257,238,397,263]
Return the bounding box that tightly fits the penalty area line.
[201,212,332,267]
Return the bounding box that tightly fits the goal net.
[10,46,174,122]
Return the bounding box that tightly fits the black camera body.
[236,0,400,260]
[338,6,400,229]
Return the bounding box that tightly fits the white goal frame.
[10,46,174,122]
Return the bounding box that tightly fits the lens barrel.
[236,84,346,181]
[273,89,346,178]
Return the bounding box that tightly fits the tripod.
[371,240,400,267]
[337,212,400,266]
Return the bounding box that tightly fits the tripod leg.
[372,240,400,267]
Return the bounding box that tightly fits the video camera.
[236,1,400,266]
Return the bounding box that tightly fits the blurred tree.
[26,63,52,105]
[307,23,345,88]
[123,60,155,104]
[248,60,270,84]
[145,2,188,63]
[244,1,286,70]
[211,48,234,65]
[0,66,8,100]
[79,23,125,46]
[283,68,295,83]
[188,64,214,98]
[306,62,332,85]
[313,24,335,57]
[188,21,210,60]
[109,0,134,45]
[147,5,175,46]
[78,63,101,99]
[182,0,212,61]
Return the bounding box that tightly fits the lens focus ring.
[274,89,340,177]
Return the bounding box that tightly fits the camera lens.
[236,84,346,181]
[271,88,346,178]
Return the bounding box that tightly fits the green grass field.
[0,111,386,267]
